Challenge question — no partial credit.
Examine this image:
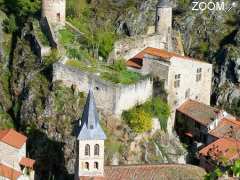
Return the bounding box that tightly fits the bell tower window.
[94,144,100,156]
[57,13,60,21]
[85,144,90,156]
[94,162,99,169]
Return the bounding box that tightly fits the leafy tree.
[3,15,17,33]
[123,108,152,134]
[152,97,171,132]
[231,160,240,177]
[4,0,40,17]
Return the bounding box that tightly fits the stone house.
[175,99,240,172]
[127,47,212,133]
[199,138,240,172]
[0,129,35,180]
[75,90,206,180]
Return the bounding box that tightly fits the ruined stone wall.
[142,55,170,81]
[42,0,66,25]
[53,63,153,116]
[40,17,58,48]
[109,34,166,63]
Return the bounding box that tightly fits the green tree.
[231,160,240,177]
[3,15,17,33]
[152,97,171,132]
[4,0,40,17]
[123,108,152,134]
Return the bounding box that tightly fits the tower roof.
[157,0,171,7]
[77,90,106,140]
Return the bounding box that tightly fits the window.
[90,125,94,129]
[157,15,160,22]
[85,162,89,170]
[174,74,181,88]
[85,144,90,156]
[185,88,190,99]
[94,162,99,169]
[196,68,202,82]
[57,13,60,21]
[94,144,100,156]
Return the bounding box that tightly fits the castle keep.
[42,0,66,25]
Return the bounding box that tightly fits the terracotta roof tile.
[19,157,35,169]
[127,47,207,69]
[199,138,240,161]
[209,118,240,139]
[0,129,27,149]
[177,100,219,126]
[79,164,206,180]
[0,163,22,180]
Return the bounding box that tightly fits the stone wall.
[53,63,153,116]
[108,34,166,63]
[42,0,66,25]
[31,34,51,58]
[167,57,212,134]
[77,140,104,177]
[41,17,58,48]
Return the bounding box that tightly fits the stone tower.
[155,0,172,49]
[42,0,66,25]
[75,90,106,179]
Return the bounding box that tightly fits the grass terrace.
[65,59,144,85]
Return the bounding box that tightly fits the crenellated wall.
[53,63,153,116]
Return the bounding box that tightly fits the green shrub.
[123,97,170,133]
[123,108,152,133]
[3,15,17,33]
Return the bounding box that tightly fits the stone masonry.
[42,0,66,25]
[53,63,153,116]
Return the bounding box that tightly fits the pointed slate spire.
[157,0,171,7]
[77,89,106,140]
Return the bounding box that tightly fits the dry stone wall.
[53,63,153,116]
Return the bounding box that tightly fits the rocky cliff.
[0,0,240,179]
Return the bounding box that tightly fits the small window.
[196,68,202,82]
[94,144,100,156]
[185,89,190,99]
[90,125,94,129]
[174,74,181,88]
[94,162,99,169]
[85,144,90,156]
[95,87,99,90]
[57,13,60,21]
[85,162,89,170]
[157,15,160,22]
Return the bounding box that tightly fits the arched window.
[94,162,99,169]
[94,144,99,156]
[85,144,90,156]
[85,162,89,170]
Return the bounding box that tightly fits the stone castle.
[47,0,212,135]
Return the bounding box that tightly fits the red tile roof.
[177,100,219,126]
[209,118,240,139]
[127,47,206,69]
[79,164,206,180]
[19,157,35,169]
[0,163,22,180]
[0,129,27,149]
[199,138,240,161]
